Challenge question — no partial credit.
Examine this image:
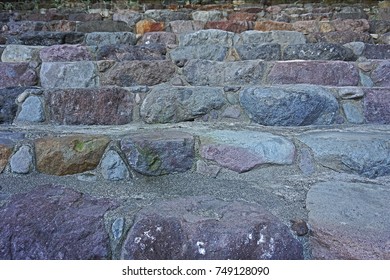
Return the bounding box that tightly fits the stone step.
[1,123,390,179]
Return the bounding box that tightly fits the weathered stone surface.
[35,135,110,176]
[140,32,177,46]
[183,60,265,86]
[332,19,369,33]
[19,31,84,46]
[192,10,224,22]
[235,43,281,60]
[100,60,175,87]
[140,86,225,123]
[306,31,372,44]
[10,145,33,174]
[43,20,77,32]
[205,21,251,33]
[1,45,42,63]
[362,44,390,59]
[0,63,37,88]
[121,196,303,259]
[369,20,390,34]
[85,32,136,46]
[120,131,194,176]
[228,12,257,21]
[0,133,21,173]
[200,130,295,172]
[343,42,365,57]
[240,85,339,126]
[196,160,221,177]
[268,61,359,86]
[254,21,293,31]
[96,44,165,61]
[0,185,116,259]
[342,101,364,124]
[338,87,364,100]
[371,61,390,87]
[45,87,134,125]
[101,150,130,181]
[283,43,355,61]
[169,45,228,61]
[144,9,191,22]
[363,88,390,124]
[0,87,31,124]
[76,20,132,33]
[40,61,98,88]
[307,182,390,259]
[179,29,236,47]
[0,145,12,173]
[135,19,165,35]
[298,131,390,178]
[293,20,319,34]
[334,6,367,20]
[69,12,103,22]
[113,10,142,30]
[169,20,205,34]
[40,44,92,62]
[16,96,45,123]
[237,30,306,46]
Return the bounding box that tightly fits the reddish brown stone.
[332,19,370,33]
[45,87,134,125]
[135,19,165,35]
[254,21,293,32]
[40,44,92,62]
[364,88,390,124]
[228,12,257,22]
[0,63,37,88]
[0,145,12,173]
[293,20,320,34]
[205,21,251,33]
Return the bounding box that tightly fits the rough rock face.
[121,196,304,260]
[0,63,38,88]
[96,44,166,61]
[0,87,31,124]
[85,32,137,46]
[307,182,390,260]
[0,185,116,259]
[120,131,194,176]
[240,85,339,126]
[363,88,390,124]
[35,135,110,176]
[283,43,355,61]
[140,86,225,123]
[39,44,92,62]
[44,87,134,125]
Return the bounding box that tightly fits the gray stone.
[240,85,339,126]
[343,42,365,57]
[222,106,241,119]
[1,45,42,63]
[283,43,355,61]
[101,150,130,181]
[369,20,390,34]
[40,61,99,88]
[19,31,85,46]
[96,44,166,61]
[196,160,221,178]
[113,10,142,30]
[0,185,116,259]
[100,60,175,87]
[342,102,364,124]
[307,181,390,259]
[298,131,390,178]
[334,6,368,20]
[179,29,236,47]
[76,20,132,33]
[200,130,295,173]
[306,31,372,44]
[183,60,265,86]
[298,147,316,176]
[359,72,374,88]
[192,10,225,22]
[144,9,191,22]
[140,32,177,47]
[121,196,303,259]
[120,131,194,176]
[268,61,359,86]
[338,87,364,100]
[16,96,45,123]
[235,43,281,60]
[363,88,390,124]
[10,145,33,174]
[237,30,306,46]
[85,32,137,46]
[169,20,205,34]
[112,217,125,241]
[40,44,92,62]
[140,86,226,124]
[371,61,390,87]
[362,44,390,59]
[379,32,390,44]
[0,87,32,124]
[169,45,228,61]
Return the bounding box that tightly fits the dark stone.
[240,85,339,126]
[100,61,175,86]
[0,63,37,88]
[363,44,390,59]
[371,61,390,87]
[19,31,84,46]
[363,88,390,124]
[45,87,134,125]
[306,31,372,44]
[96,44,166,61]
[268,61,359,86]
[235,43,281,60]
[0,185,116,259]
[283,43,355,61]
[69,13,102,21]
[120,131,195,176]
[76,20,132,33]
[140,32,177,47]
[0,87,28,124]
[121,196,304,260]
[368,20,390,34]
[144,9,191,22]
[290,219,309,236]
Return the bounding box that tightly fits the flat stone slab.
[307,181,390,259]
[121,196,303,260]
[121,131,195,176]
[0,185,116,259]
[363,88,390,124]
[200,130,295,173]
[40,44,92,62]
[298,131,390,178]
[240,85,339,126]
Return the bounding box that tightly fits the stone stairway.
[0,1,389,260]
